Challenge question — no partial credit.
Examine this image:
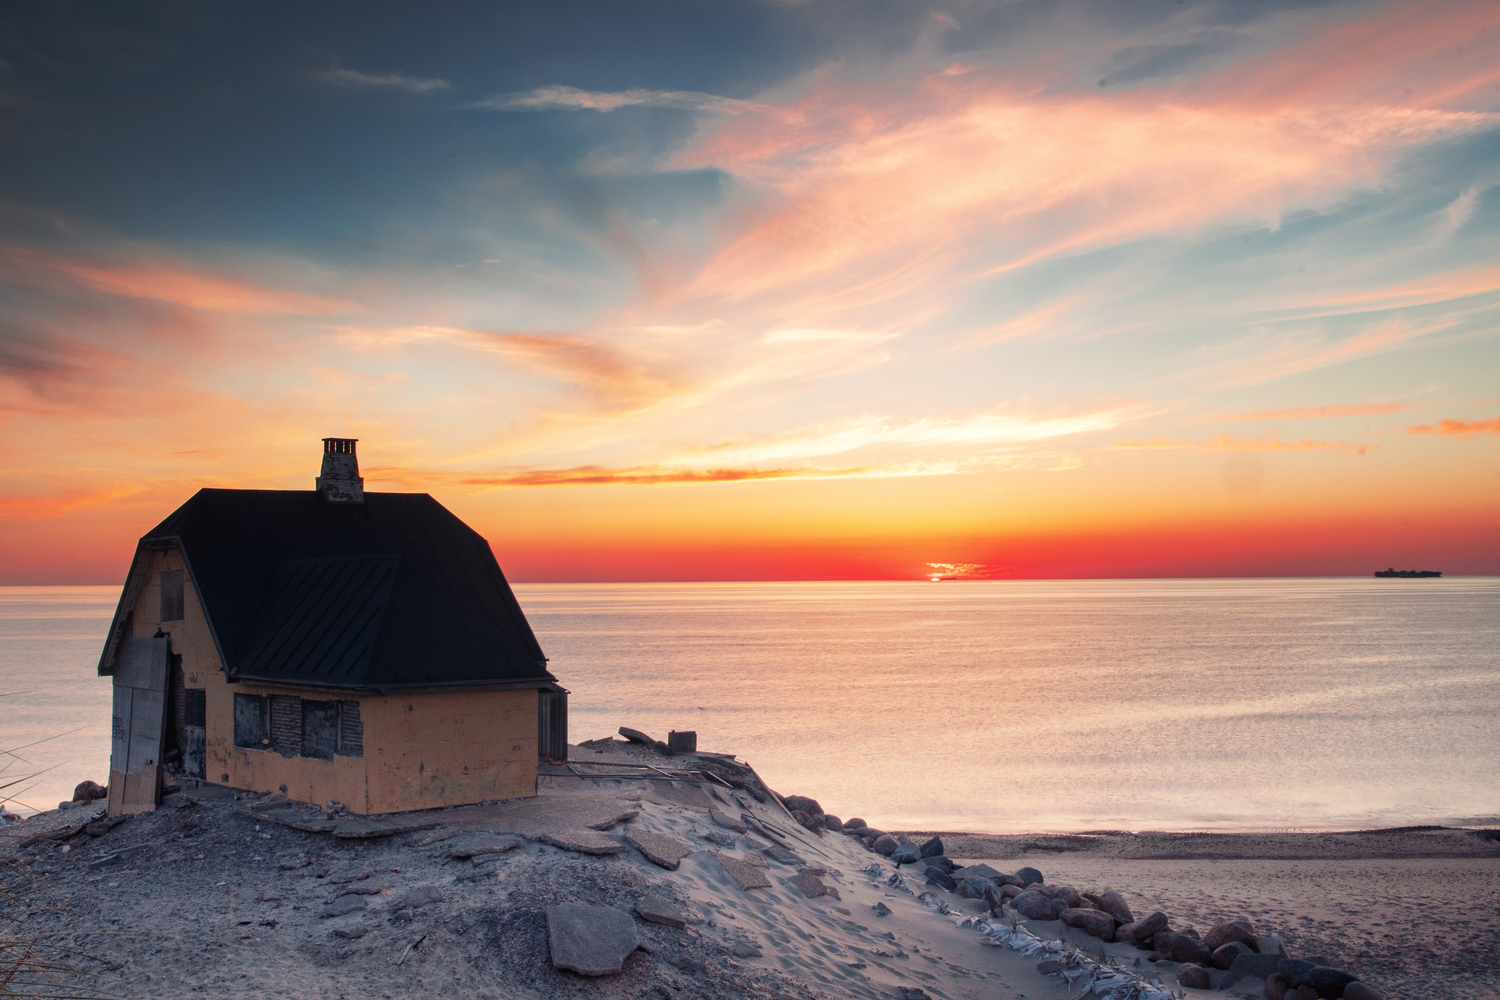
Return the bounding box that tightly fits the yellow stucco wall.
[121,547,539,814]
[363,689,538,814]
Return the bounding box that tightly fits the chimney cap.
[322,438,358,454]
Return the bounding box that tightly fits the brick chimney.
[316,438,364,503]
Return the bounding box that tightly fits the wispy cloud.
[1405,417,1500,438]
[316,68,450,93]
[471,85,757,114]
[1112,434,1374,454]
[1197,402,1419,422]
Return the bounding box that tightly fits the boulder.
[1014,866,1044,885]
[873,901,892,917]
[1221,952,1284,990]
[1342,984,1386,1000]
[1000,883,1023,899]
[625,830,693,871]
[845,817,867,830]
[1130,911,1169,942]
[1060,907,1115,941]
[921,855,956,873]
[783,795,823,815]
[1048,885,1081,908]
[924,866,958,891]
[957,877,992,899]
[637,896,687,929]
[796,811,826,832]
[823,815,844,833]
[1301,967,1358,999]
[546,904,638,976]
[72,780,107,803]
[1204,919,1258,952]
[950,863,1004,882]
[1154,931,1212,965]
[1178,964,1212,989]
[918,835,944,858]
[1094,890,1134,924]
[983,883,1007,911]
[730,940,762,958]
[1036,959,1063,974]
[871,834,900,856]
[1212,941,1255,970]
[1011,890,1056,920]
[891,845,920,866]
[1257,934,1286,957]
[1296,988,1319,1000]
[1265,973,1291,1000]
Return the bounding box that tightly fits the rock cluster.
[764,801,1393,1000]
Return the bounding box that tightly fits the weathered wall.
[118,547,539,814]
[363,690,538,814]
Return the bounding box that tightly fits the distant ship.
[1374,568,1442,578]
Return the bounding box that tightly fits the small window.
[337,700,363,758]
[183,688,206,728]
[160,570,184,622]
[233,693,268,749]
[301,700,338,761]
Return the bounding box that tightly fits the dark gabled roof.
[100,489,551,691]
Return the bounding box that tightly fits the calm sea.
[4,579,1498,832]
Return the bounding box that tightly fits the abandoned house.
[96,438,566,816]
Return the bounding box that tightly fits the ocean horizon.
[5,577,1498,832]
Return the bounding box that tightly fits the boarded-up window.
[183,688,206,727]
[301,700,338,761]
[337,701,363,757]
[233,693,268,748]
[270,696,302,758]
[160,570,184,622]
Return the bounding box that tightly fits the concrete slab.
[546,904,638,976]
[717,853,772,890]
[624,829,693,870]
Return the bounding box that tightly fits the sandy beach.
[1,744,1495,999]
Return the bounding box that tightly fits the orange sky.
[1,0,1497,582]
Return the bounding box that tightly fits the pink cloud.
[1405,417,1500,438]
[1112,434,1374,454]
[1198,402,1419,422]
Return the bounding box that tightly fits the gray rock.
[844,817,867,830]
[1278,960,1356,999]
[920,855,956,873]
[1203,919,1256,952]
[794,870,840,900]
[718,854,772,890]
[872,901,892,917]
[1129,911,1169,942]
[1177,963,1211,989]
[392,888,443,911]
[956,877,992,899]
[637,895,687,929]
[1342,983,1387,1000]
[1265,972,1291,1000]
[330,921,368,939]
[918,835,944,858]
[871,834,900,856]
[1000,883,1023,899]
[731,940,763,958]
[1154,931,1211,965]
[783,794,822,814]
[546,904,638,976]
[1257,934,1286,957]
[890,846,920,866]
[1219,952,1282,990]
[950,863,1004,882]
[1036,959,1063,974]
[1014,866,1044,885]
[923,866,957,891]
[1211,941,1254,970]
[448,834,520,859]
[709,806,748,833]
[997,873,1024,887]
[1048,884,1081,908]
[822,814,843,833]
[1061,907,1116,940]
[1011,889,1055,920]
[321,897,366,918]
[794,810,825,832]
[624,829,693,871]
[1094,890,1133,923]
